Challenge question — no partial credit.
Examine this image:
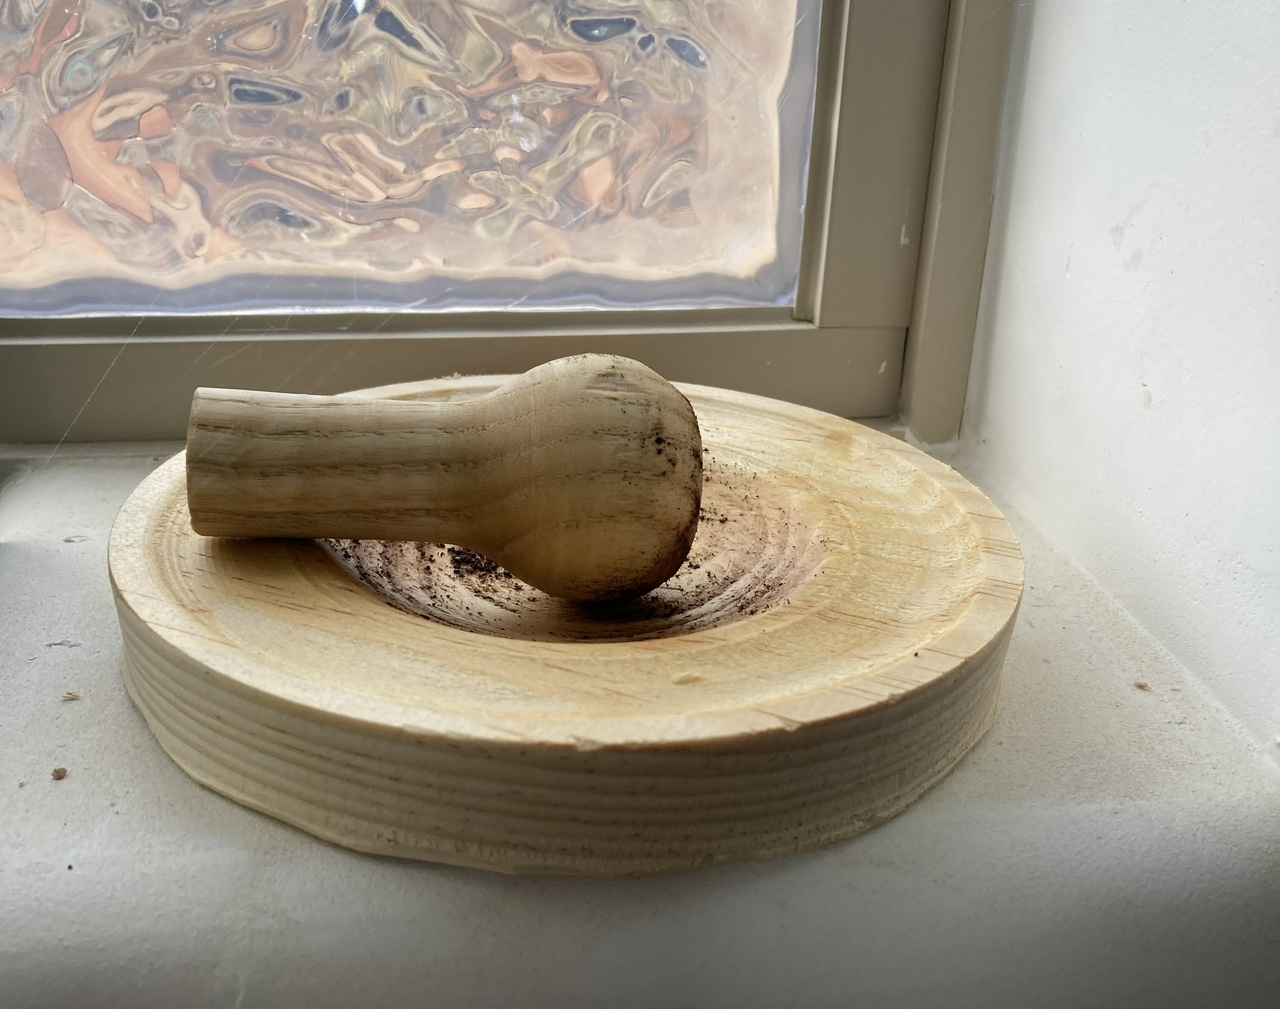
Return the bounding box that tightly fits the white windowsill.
[2,443,1277,1008]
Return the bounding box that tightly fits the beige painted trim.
[900,0,1015,444]
[801,0,951,329]
[0,325,904,443]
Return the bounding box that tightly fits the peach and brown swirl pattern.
[0,0,814,312]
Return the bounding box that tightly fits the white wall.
[962,1,1280,745]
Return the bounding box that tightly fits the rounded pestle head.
[471,355,704,602]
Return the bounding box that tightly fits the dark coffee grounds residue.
[447,546,508,579]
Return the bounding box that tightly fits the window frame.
[0,0,1012,444]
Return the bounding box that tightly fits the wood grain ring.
[109,377,1023,876]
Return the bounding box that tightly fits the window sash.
[0,1,1013,444]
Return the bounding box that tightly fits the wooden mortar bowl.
[109,376,1023,876]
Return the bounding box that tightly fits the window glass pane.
[0,0,820,315]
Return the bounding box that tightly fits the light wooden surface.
[185,354,702,602]
[109,376,1023,876]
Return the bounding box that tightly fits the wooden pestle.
[185,354,703,602]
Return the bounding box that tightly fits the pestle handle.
[185,354,703,602]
